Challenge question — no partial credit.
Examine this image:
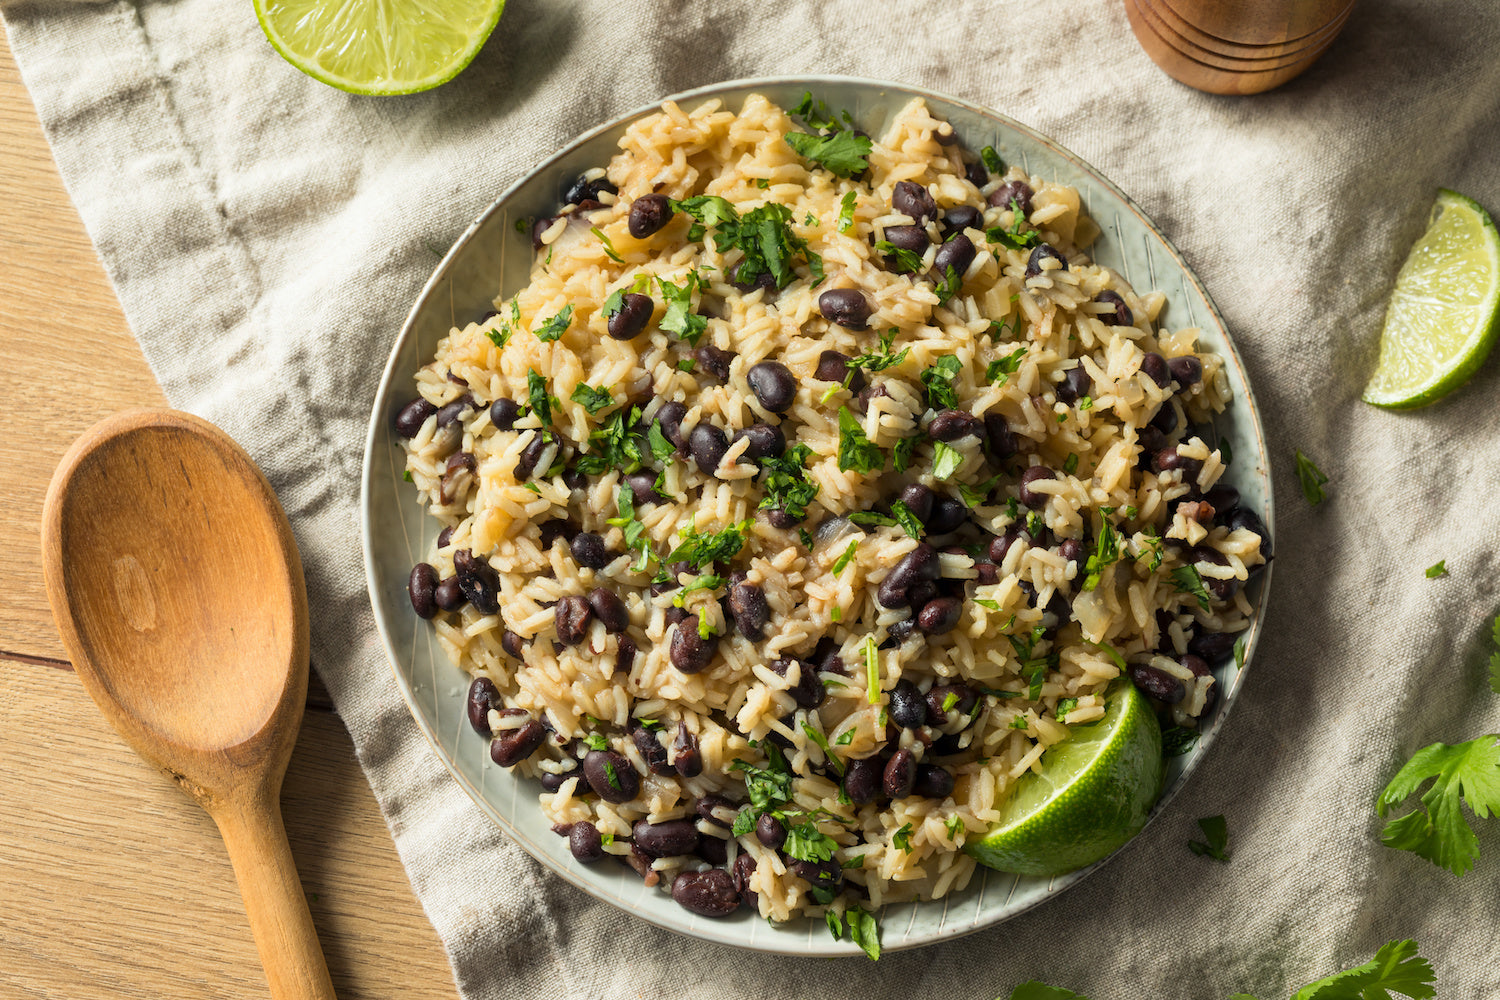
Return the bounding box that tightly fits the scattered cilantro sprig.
[1172,564,1212,611]
[757,442,820,522]
[1376,734,1500,876]
[837,406,885,474]
[1188,814,1230,862]
[920,355,964,409]
[533,305,573,342]
[673,197,824,289]
[1294,448,1329,505]
[785,130,872,178]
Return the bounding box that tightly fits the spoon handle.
[214,790,338,1000]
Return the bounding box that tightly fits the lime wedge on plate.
[256,0,505,96]
[965,680,1163,877]
[1362,189,1500,409]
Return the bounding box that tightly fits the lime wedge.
[965,680,1163,877]
[255,0,505,96]
[1362,189,1500,409]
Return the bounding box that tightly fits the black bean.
[671,868,741,918]
[627,193,674,238]
[1095,290,1133,327]
[689,423,729,475]
[818,288,872,330]
[1152,448,1204,481]
[965,160,989,189]
[1227,507,1273,558]
[731,853,758,907]
[1056,366,1091,405]
[408,563,439,619]
[855,382,889,414]
[976,563,1000,585]
[539,770,577,794]
[670,616,718,674]
[769,657,825,710]
[554,595,593,646]
[1058,538,1086,566]
[440,453,478,504]
[814,350,862,392]
[810,636,845,675]
[882,223,930,254]
[1150,400,1179,435]
[908,580,938,607]
[634,818,701,858]
[436,525,455,549]
[888,679,928,729]
[917,597,962,635]
[1204,484,1241,517]
[988,529,1026,566]
[1025,244,1068,278]
[984,413,1017,460]
[747,360,797,412]
[615,635,637,675]
[606,292,653,340]
[514,431,550,479]
[466,677,501,735]
[942,204,982,236]
[582,749,639,803]
[1140,352,1172,388]
[929,409,980,441]
[437,394,474,428]
[1188,631,1237,661]
[563,174,616,206]
[877,542,941,610]
[932,233,976,284]
[1169,356,1203,388]
[538,519,574,550]
[588,587,630,633]
[883,748,917,798]
[570,532,609,569]
[1018,465,1055,509]
[913,764,955,799]
[1182,654,1211,679]
[623,843,655,882]
[486,398,519,431]
[673,721,703,777]
[1192,546,1238,601]
[755,812,787,849]
[490,718,547,767]
[767,508,800,529]
[569,822,605,863]
[892,180,937,223]
[530,215,560,250]
[729,582,770,640]
[453,549,501,614]
[696,344,735,383]
[434,576,465,612]
[395,398,436,438]
[501,630,525,658]
[697,834,728,866]
[631,724,672,775]
[733,423,786,462]
[653,400,689,450]
[926,684,979,721]
[624,469,665,505]
[696,795,735,829]
[843,757,883,804]
[899,483,936,524]
[927,495,968,535]
[1129,663,1186,704]
[987,179,1033,214]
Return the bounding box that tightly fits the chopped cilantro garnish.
[584,732,609,751]
[569,383,614,415]
[838,190,857,233]
[804,210,817,226]
[875,240,926,274]
[958,473,1004,509]
[674,198,823,289]
[729,743,794,814]
[1488,613,1500,694]
[663,517,753,572]
[789,91,848,132]
[851,501,922,540]
[986,198,1042,250]
[1218,437,1233,466]
[1062,453,1079,475]
[974,598,1000,611]
[800,723,845,777]
[784,815,839,862]
[945,814,965,840]
[920,355,963,409]
[892,432,924,473]
[656,273,708,346]
[785,129,873,178]
[1172,564,1212,611]
[525,369,555,424]
[757,442,819,521]
[840,853,865,870]
[602,760,622,791]
[600,288,625,319]
[835,729,855,746]
[1055,697,1079,720]
[985,346,1027,384]
[1009,715,1030,731]
[931,441,964,481]
[605,484,652,573]
[1295,448,1330,505]
[837,406,885,474]
[1088,640,1127,671]
[863,636,880,704]
[1026,511,1045,537]
[1377,735,1500,875]
[533,305,573,342]
[672,574,725,607]
[1234,634,1248,672]
[891,822,913,853]
[521,482,541,494]
[1161,726,1200,757]
[574,405,647,476]
[1188,814,1230,862]
[590,226,624,263]
[845,906,880,961]
[847,328,910,377]
[980,146,1004,174]
[933,264,963,304]
[1078,396,1093,411]
[1425,560,1447,579]
[1082,521,1121,591]
[647,421,676,461]
[402,469,413,483]
[832,539,859,576]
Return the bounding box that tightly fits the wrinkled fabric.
[6,0,1500,995]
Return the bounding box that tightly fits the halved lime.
[255,0,505,96]
[965,681,1163,877]
[1362,189,1500,409]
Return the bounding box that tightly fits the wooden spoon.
[42,408,336,1000]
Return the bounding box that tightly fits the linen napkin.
[6,0,1500,995]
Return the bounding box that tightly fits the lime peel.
[1362,189,1500,409]
[255,0,505,96]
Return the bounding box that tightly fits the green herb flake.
[985,346,1027,384]
[1161,726,1200,757]
[985,197,1042,251]
[569,382,614,415]
[1488,613,1500,695]
[525,369,555,425]
[1424,560,1447,579]
[590,226,624,264]
[602,760,622,791]
[574,405,648,476]
[891,822,913,853]
[1009,715,1030,731]
[674,197,824,290]
[800,723,845,777]
[784,816,840,863]
[663,517,754,573]
[533,304,574,343]
[647,421,676,461]
[1172,564,1213,611]
[835,728,856,746]
[728,743,794,815]
[875,240,927,274]
[1055,697,1080,721]
[832,539,860,576]
[656,274,708,346]
[1218,437,1233,467]
[840,853,865,870]
[892,432,924,473]
[847,328,910,377]
[845,906,880,961]
[930,441,965,481]
[584,732,609,752]
[784,129,873,178]
[1062,453,1079,475]
[944,814,965,841]
[1376,734,1500,876]
[1295,448,1330,505]
[919,355,964,410]
[837,406,885,474]
[974,598,1000,611]
[600,288,626,319]
[1188,814,1230,862]
[521,482,541,494]
[980,146,1004,174]
[837,190,858,233]
[1082,521,1121,592]
[863,636,880,704]
[825,909,844,940]
[757,442,820,521]
[1078,395,1093,411]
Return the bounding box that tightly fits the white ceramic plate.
[361,76,1275,957]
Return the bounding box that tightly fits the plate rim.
[359,73,1276,958]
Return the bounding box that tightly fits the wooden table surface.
[0,25,457,1000]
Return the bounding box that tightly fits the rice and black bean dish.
[395,93,1271,929]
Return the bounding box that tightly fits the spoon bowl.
[42,408,335,1000]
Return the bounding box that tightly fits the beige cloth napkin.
[7,0,1500,995]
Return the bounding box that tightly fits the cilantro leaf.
[931,441,964,481]
[845,906,880,961]
[1161,726,1200,757]
[837,406,885,474]
[569,383,614,415]
[1082,520,1121,591]
[674,198,823,290]
[533,305,573,342]
[789,91,843,132]
[605,483,653,572]
[800,723,845,777]
[831,539,859,576]
[875,240,927,274]
[728,743,794,813]
[1376,735,1500,875]
[891,822,913,852]
[525,369,555,425]
[1424,560,1447,579]
[783,815,839,862]
[920,355,964,410]
[847,329,910,377]
[892,432,923,473]
[1295,448,1330,505]
[1188,814,1230,862]
[863,636,880,703]
[986,346,1027,384]
[1172,564,1212,611]
[838,190,857,233]
[888,499,924,540]
[1291,939,1435,1000]
[757,442,820,521]
[785,130,872,178]
[574,406,647,476]
[656,274,708,345]
[980,146,1004,175]
[662,518,753,572]
[647,421,676,461]
[590,226,623,263]
[1007,984,1090,1000]
[986,198,1042,251]
[600,288,625,319]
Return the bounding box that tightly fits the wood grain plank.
[0,659,455,999]
[0,24,165,662]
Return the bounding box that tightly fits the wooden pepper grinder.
[1125,0,1358,94]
